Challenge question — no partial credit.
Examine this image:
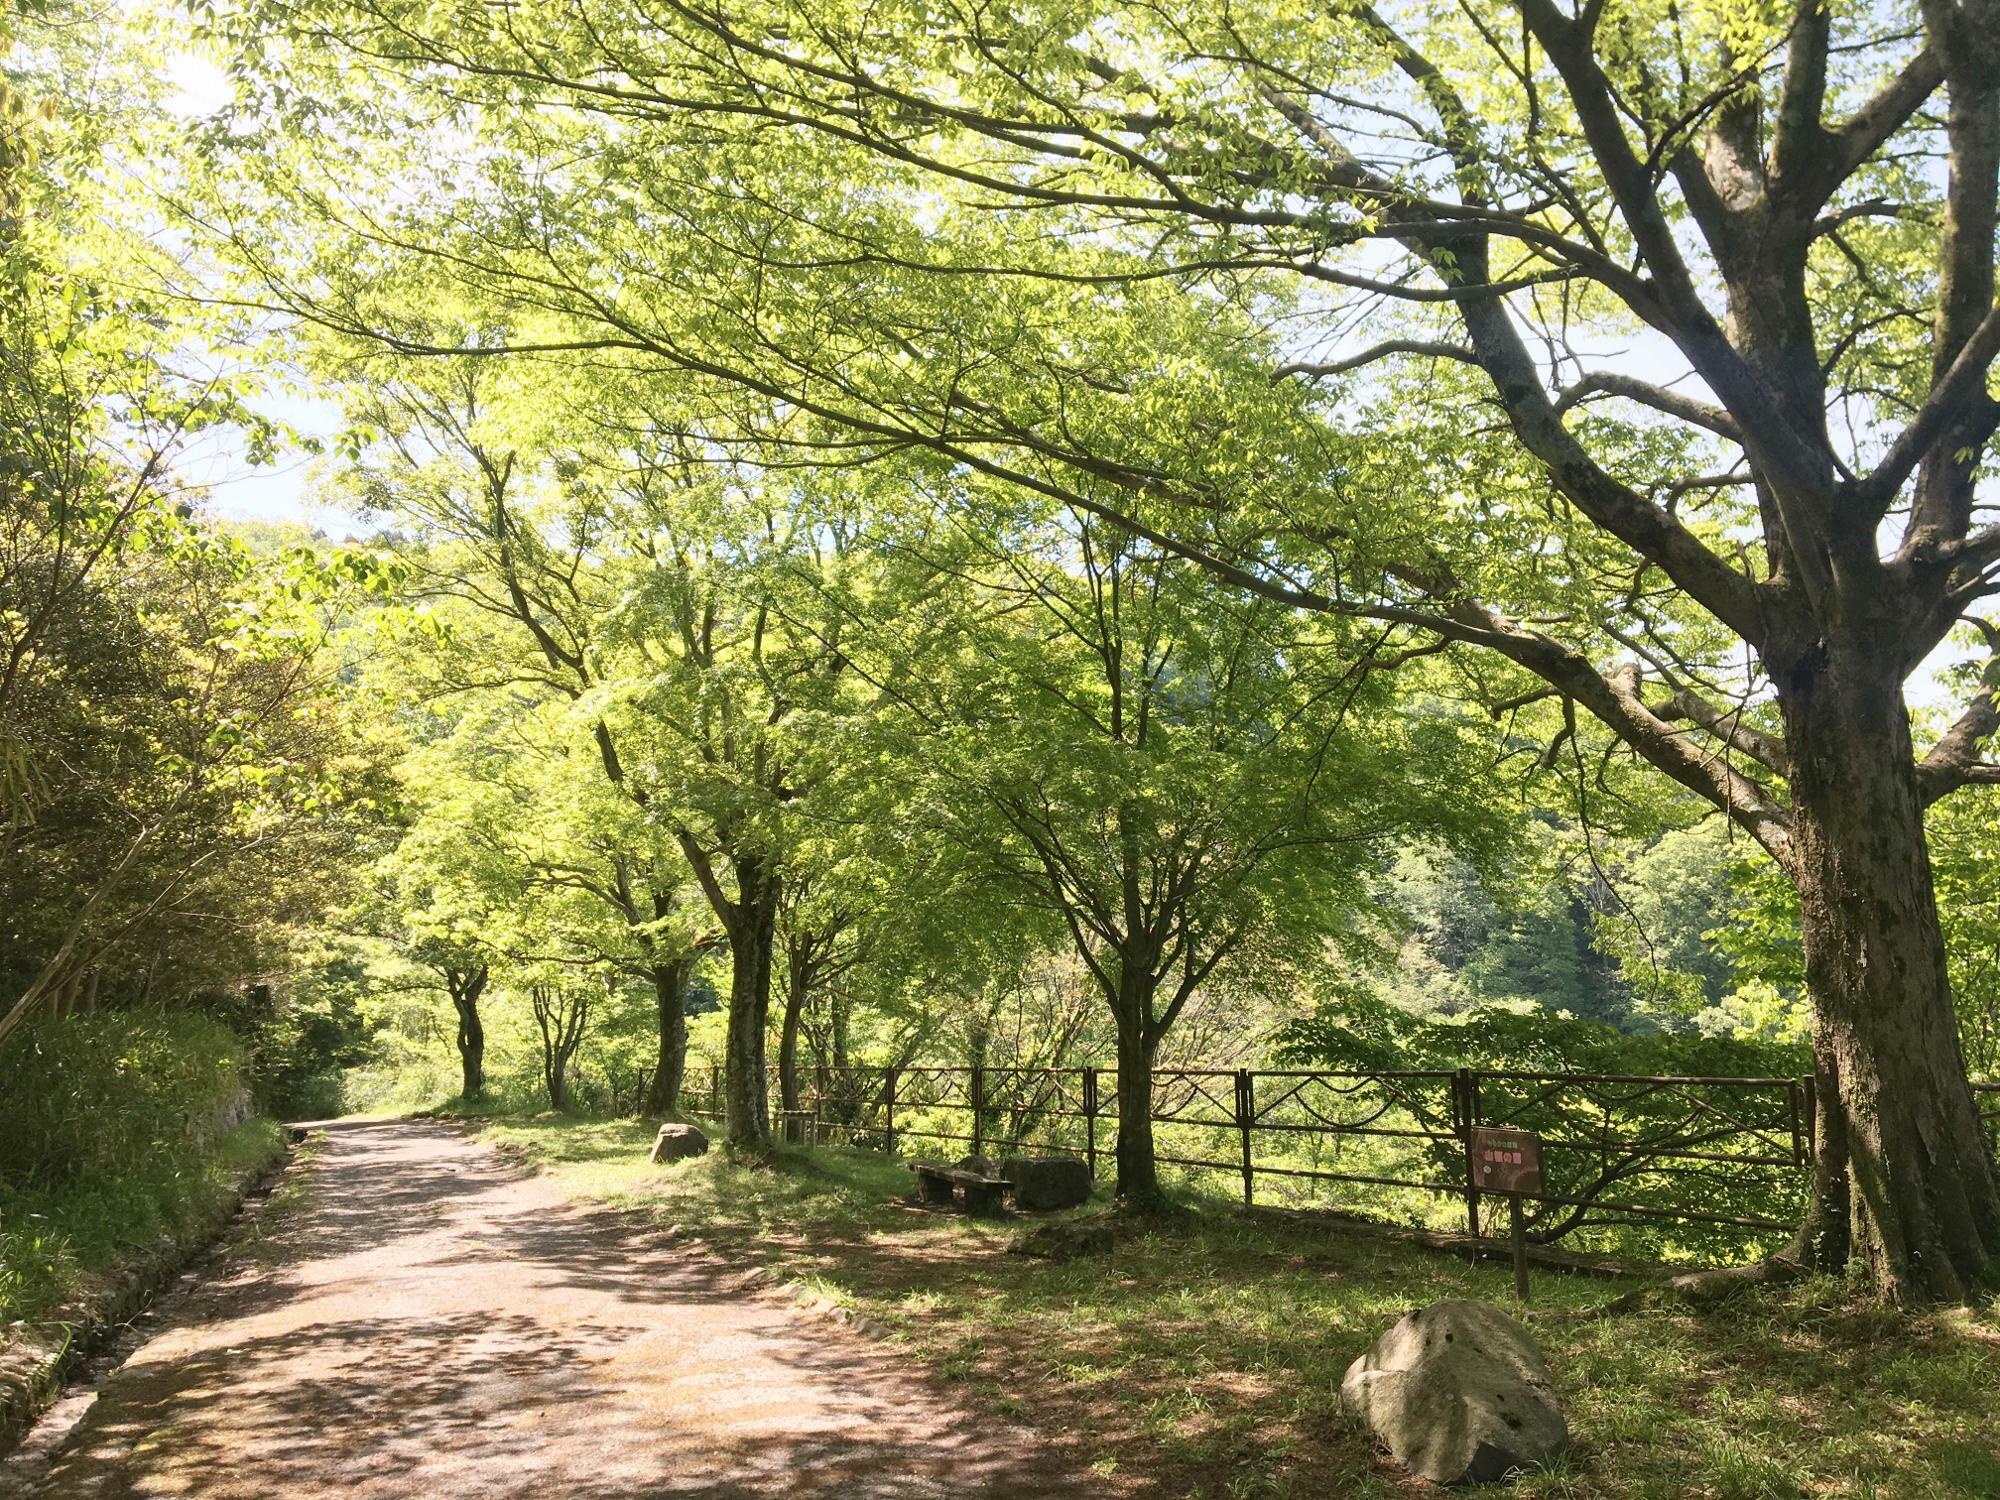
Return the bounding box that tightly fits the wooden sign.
[1470,1126,1544,1197]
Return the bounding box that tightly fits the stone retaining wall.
[0,1126,290,1450]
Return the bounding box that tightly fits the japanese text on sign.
[1469,1125,1545,1196]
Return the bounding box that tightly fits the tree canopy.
[2,0,1997,1305]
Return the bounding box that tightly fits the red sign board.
[1470,1126,1544,1196]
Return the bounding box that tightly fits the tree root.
[1587,1253,1810,1319]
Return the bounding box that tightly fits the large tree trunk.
[1780,653,2000,1302]
[722,852,779,1147]
[455,1002,485,1100]
[448,965,487,1101]
[1110,973,1165,1209]
[643,955,691,1118]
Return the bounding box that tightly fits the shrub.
[0,1118,281,1324]
[0,1011,250,1192]
[1279,993,1811,1260]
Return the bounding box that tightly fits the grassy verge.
[0,1118,286,1326]
[473,1113,2000,1500]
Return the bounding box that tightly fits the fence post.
[1235,1069,1255,1205]
[884,1065,899,1156]
[1458,1067,1481,1241]
[971,1065,986,1157]
[712,1063,722,1120]
[1083,1067,1099,1178]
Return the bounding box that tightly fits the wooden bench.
[776,1108,817,1147]
[909,1161,1008,1215]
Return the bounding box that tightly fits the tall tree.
[772,870,861,1116]
[1,0,387,1045]
[198,0,2000,1298]
[321,353,864,1142]
[328,358,722,1120]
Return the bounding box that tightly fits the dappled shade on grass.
[483,1118,2000,1499]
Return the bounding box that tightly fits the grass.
[0,1118,285,1326]
[472,1113,2000,1500]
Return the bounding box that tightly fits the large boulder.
[648,1123,710,1165]
[1340,1299,1568,1486]
[1000,1155,1093,1211]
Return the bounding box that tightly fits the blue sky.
[165,50,356,538]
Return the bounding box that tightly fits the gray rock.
[1000,1155,1093,1211]
[1008,1219,1112,1262]
[953,1153,1003,1177]
[648,1123,710,1165]
[1340,1299,1568,1486]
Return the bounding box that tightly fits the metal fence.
[677,1060,1900,1252]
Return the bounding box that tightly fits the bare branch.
[1555,371,1744,442]
[1793,46,1945,209]
[1273,341,1479,381]
[1649,687,1792,774]
[1919,628,2000,805]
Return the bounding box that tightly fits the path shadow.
[19,1121,1092,1500]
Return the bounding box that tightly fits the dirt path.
[6,1120,1088,1499]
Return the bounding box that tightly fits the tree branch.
[1273,341,1480,381]
[1555,371,1743,442]
[1648,687,1792,775]
[1918,649,2000,806]
[1793,46,1945,210]
[1857,300,2000,518]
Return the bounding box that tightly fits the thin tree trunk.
[1111,971,1165,1209]
[1781,657,2000,1302]
[722,852,779,1147]
[778,938,808,1114]
[832,989,851,1072]
[532,981,589,1115]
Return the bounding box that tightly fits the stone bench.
[999,1155,1092,1211]
[909,1162,1009,1215]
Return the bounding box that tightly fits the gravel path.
[7,1120,1086,1499]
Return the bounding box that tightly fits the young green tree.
[772,870,861,1116]
[319,350,879,1141]
[528,975,594,1112]
[848,501,1498,1203]
[365,732,524,1101]
[321,359,730,1118]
